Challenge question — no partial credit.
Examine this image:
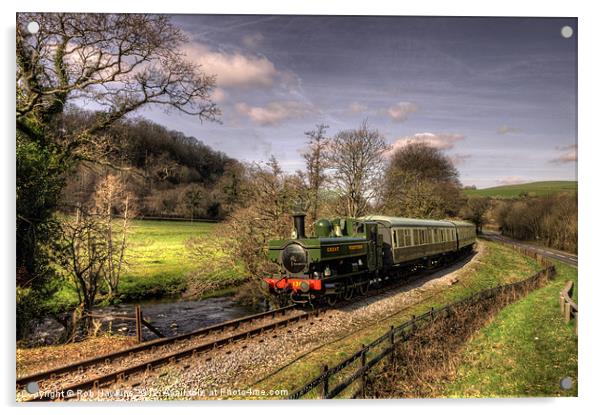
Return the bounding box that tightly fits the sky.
[140,15,577,189]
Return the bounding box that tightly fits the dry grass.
[16,335,137,379]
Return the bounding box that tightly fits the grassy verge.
[442,260,578,397]
[254,240,541,396]
[48,219,247,309]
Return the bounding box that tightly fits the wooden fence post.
[135,305,142,343]
[559,293,565,313]
[360,344,367,398]
[321,364,329,399]
[564,302,572,323]
[388,325,395,365]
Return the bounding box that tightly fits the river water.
[26,296,257,346]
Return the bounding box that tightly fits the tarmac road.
[480,231,577,268]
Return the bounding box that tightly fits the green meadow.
[51,219,247,310]
[464,181,577,199]
[119,220,216,300]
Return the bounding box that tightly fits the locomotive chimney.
[293,213,306,239]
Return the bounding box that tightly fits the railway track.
[17,249,476,401]
[17,304,320,401]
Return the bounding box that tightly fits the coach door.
[366,222,381,271]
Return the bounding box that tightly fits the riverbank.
[48,219,247,312]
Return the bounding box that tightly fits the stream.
[26,296,258,346]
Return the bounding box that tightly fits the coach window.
[404,229,412,246]
[392,230,398,248]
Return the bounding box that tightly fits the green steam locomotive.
[262,212,476,304]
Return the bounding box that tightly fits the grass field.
[119,220,217,300]
[464,181,577,199]
[254,240,544,397]
[443,260,578,397]
[51,219,246,309]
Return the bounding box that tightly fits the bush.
[495,193,577,253]
[185,233,247,298]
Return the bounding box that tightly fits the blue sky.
[141,15,577,188]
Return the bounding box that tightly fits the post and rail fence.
[289,245,556,400]
[559,280,578,335]
[487,237,579,336]
[85,305,165,343]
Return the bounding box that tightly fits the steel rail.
[17,304,297,388]
[26,307,322,401]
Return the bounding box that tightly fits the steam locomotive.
[262,212,476,304]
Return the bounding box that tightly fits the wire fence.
[289,247,556,399]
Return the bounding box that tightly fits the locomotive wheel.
[326,294,338,307]
[343,284,354,301]
[358,281,369,296]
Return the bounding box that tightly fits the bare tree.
[16,13,219,156]
[93,174,135,297]
[54,210,108,335]
[326,121,388,217]
[302,124,329,222]
[225,157,303,277]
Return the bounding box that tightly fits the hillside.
[60,111,244,221]
[464,181,577,199]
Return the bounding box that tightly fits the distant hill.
[464,181,577,199]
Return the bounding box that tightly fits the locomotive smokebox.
[293,213,307,239]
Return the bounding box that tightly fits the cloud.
[449,153,472,166]
[497,176,527,185]
[183,44,278,89]
[550,144,577,164]
[235,101,312,126]
[387,102,418,122]
[211,88,227,103]
[388,132,465,155]
[497,125,521,135]
[349,101,368,114]
[242,33,265,49]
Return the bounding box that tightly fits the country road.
[480,231,577,268]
